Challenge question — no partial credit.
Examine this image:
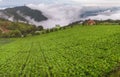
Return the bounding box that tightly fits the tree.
[37,26,44,31]
[11,30,22,37]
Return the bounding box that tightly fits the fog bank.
[27,4,120,28]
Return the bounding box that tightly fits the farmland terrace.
[0,25,120,77]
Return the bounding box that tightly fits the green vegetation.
[0,18,63,38]
[0,18,41,38]
[0,25,120,77]
[0,38,13,46]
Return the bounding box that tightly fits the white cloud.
[26,3,120,28]
[0,7,5,9]
[87,11,120,20]
[27,4,83,28]
[71,0,120,6]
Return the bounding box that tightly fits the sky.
[0,0,70,8]
[72,0,120,6]
[0,0,120,8]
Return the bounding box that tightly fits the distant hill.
[0,18,37,38]
[0,6,48,23]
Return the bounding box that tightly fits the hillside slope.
[0,25,120,77]
[0,18,37,38]
[0,6,48,23]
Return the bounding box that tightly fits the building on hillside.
[87,19,96,25]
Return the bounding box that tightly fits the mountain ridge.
[0,6,48,23]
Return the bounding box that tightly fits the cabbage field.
[0,25,120,77]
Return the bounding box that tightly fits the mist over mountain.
[26,4,120,28]
[0,6,47,23]
[0,4,120,28]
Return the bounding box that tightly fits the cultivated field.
[0,25,120,77]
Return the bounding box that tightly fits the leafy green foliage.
[0,25,120,77]
[37,26,44,31]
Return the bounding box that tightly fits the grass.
[0,25,120,77]
[0,38,13,46]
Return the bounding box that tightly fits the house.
[87,19,96,25]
